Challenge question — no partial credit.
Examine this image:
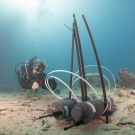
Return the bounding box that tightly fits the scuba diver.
[15,56,57,92]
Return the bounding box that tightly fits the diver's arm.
[40,78,57,91]
[39,73,57,91]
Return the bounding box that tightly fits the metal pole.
[82,15,108,123]
[69,23,75,99]
[73,22,85,101]
[73,14,87,101]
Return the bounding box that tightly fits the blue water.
[0,0,135,89]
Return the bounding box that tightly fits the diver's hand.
[32,81,39,90]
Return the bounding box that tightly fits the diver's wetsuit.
[17,65,57,91]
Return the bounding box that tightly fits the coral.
[118,90,130,98]
[119,68,135,89]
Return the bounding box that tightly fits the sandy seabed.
[0,88,135,135]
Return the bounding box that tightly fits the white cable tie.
[107,97,112,110]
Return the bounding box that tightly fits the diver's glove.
[48,78,57,91]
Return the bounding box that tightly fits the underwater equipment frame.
[38,14,112,130]
[68,14,108,126]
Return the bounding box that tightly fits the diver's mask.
[33,64,44,75]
